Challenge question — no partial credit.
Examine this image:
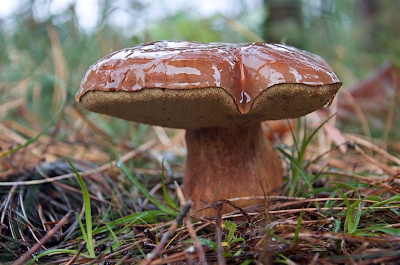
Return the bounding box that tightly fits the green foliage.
[118,161,178,216]
[195,238,243,258]
[357,225,400,237]
[335,184,362,235]
[223,220,245,249]
[26,249,90,265]
[91,210,168,235]
[278,117,332,197]
[292,210,303,244]
[186,220,245,258]
[69,160,96,258]
[161,160,178,209]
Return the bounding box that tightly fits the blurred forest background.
[1,0,400,152]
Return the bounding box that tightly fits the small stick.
[65,241,86,265]
[213,201,226,265]
[140,202,192,265]
[174,181,208,265]
[221,200,252,223]
[282,231,400,244]
[348,141,397,175]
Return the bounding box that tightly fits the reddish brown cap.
[76,41,341,129]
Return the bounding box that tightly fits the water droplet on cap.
[239,91,251,104]
[323,98,333,108]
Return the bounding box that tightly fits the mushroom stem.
[183,123,283,215]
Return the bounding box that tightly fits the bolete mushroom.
[76,41,341,214]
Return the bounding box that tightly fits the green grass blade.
[352,200,363,234]
[117,161,177,216]
[333,218,341,233]
[240,260,255,265]
[26,249,88,265]
[225,220,236,243]
[369,194,400,208]
[359,225,400,236]
[68,159,96,258]
[75,212,88,243]
[230,237,245,244]
[336,187,352,233]
[161,160,178,209]
[323,190,339,208]
[195,238,217,251]
[101,224,124,255]
[293,210,303,244]
[302,114,336,151]
[91,210,167,235]
[335,185,362,234]
[277,147,313,196]
[191,238,234,258]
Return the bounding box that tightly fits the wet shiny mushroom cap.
[76,41,342,129]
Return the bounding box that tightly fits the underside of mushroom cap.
[79,83,340,130]
[77,41,342,129]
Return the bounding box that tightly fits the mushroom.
[76,41,341,215]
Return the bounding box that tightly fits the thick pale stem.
[183,123,283,215]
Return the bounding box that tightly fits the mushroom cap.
[76,41,341,129]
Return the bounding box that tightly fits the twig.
[282,231,400,244]
[269,196,388,211]
[140,201,192,265]
[213,201,226,265]
[101,240,147,261]
[345,133,400,166]
[348,142,398,175]
[322,170,392,183]
[174,181,208,265]
[220,199,252,223]
[13,210,73,265]
[269,205,400,215]
[65,242,86,265]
